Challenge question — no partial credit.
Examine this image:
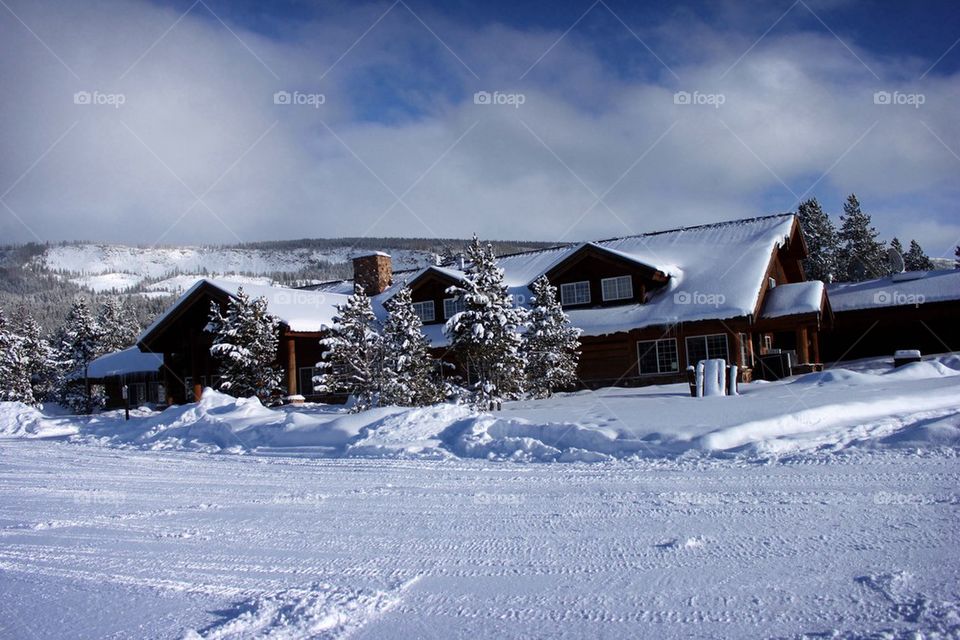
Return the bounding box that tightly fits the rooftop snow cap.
[352,252,392,295]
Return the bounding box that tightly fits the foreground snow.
[4,354,960,461]
[0,442,957,638]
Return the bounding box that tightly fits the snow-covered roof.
[139,278,353,342]
[88,347,163,378]
[827,269,960,312]
[760,281,825,319]
[143,215,803,345]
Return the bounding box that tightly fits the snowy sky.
[1,0,958,257]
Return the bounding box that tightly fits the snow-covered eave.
[747,217,802,321]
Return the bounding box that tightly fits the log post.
[189,331,202,401]
[796,326,810,364]
[286,337,297,396]
[811,329,821,364]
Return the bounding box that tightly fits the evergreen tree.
[0,309,34,404]
[444,236,527,410]
[98,297,140,353]
[955,245,960,269]
[315,286,382,412]
[524,276,581,399]
[54,298,104,413]
[206,288,284,404]
[904,239,934,272]
[796,198,839,282]
[837,194,887,282]
[12,307,58,404]
[380,287,442,407]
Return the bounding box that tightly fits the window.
[601,275,633,301]
[298,367,317,396]
[443,296,466,319]
[685,334,730,366]
[411,300,435,322]
[560,281,591,306]
[637,339,679,375]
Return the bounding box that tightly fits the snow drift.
[2,355,959,461]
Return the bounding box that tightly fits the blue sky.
[2,0,958,258]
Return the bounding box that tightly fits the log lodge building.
[134,213,958,406]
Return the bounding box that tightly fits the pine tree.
[0,309,34,404]
[524,276,581,399]
[797,198,839,282]
[54,298,104,413]
[889,237,904,257]
[207,288,284,404]
[955,246,960,269]
[837,194,887,282]
[381,287,442,407]
[444,236,527,410]
[98,297,140,353]
[315,286,382,412]
[904,240,934,272]
[12,307,57,404]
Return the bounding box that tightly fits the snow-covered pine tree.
[524,275,581,399]
[54,298,104,413]
[797,198,839,282]
[837,194,887,282]
[0,308,34,404]
[314,286,382,412]
[98,297,140,353]
[956,245,960,269]
[381,287,442,407]
[206,288,284,404]
[904,240,934,272]
[444,236,527,410]
[12,306,57,404]
[889,237,905,257]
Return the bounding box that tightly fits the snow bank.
[3,354,959,461]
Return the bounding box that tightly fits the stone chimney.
[352,252,392,295]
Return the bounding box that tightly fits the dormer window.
[560,281,591,306]
[443,296,466,319]
[601,275,633,301]
[411,300,435,322]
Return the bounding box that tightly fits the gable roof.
[138,278,353,347]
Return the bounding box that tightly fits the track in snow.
[0,441,957,639]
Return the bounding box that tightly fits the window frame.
[636,338,679,376]
[684,333,730,367]
[298,366,317,396]
[411,299,436,323]
[559,280,591,306]
[443,296,466,319]
[601,275,634,302]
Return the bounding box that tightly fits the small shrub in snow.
[206,287,284,404]
[524,275,581,398]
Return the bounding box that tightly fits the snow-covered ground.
[1,354,958,638]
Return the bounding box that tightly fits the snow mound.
[184,579,417,640]
[0,402,77,438]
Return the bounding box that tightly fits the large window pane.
[560,281,591,306]
[601,275,633,301]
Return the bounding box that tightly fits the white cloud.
[1,0,957,257]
